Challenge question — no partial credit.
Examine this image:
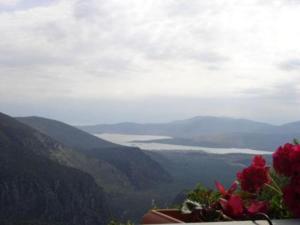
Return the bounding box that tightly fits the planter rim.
[143,219,300,225]
[151,210,184,223]
[142,209,300,225]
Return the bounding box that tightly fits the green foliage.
[293,138,300,145]
[269,169,290,188]
[259,170,291,219]
[181,184,222,222]
[186,183,220,207]
[183,168,294,221]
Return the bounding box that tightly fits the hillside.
[17,116,119,150]
[0,112,110,225]
[279,121,300,133]
[16,116,174,222]
[17,116,171,190]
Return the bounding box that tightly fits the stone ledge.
[143,219,300,225]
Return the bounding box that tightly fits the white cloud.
[0,0,20,7]
[0,0,300,122]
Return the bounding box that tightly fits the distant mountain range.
[78,116,300,151]
[77,116,270,135]
[0,112,171,224]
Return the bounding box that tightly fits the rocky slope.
[0,112,110,225]
[17,116,171,190]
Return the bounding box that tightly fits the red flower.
[215,181,238,199]
[220,195,244,219]
[273,143,300,177]
[273,143,294,177]
[289,145,300,176]
[237,155,270,193]
[247,200,268,215]
[252,155,266,167]
[283,176,300,217]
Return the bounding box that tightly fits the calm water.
[95,133,272,155]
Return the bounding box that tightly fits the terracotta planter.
[141,209,192,224]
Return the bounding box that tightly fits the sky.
[0,0,300,125]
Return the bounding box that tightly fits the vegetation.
[176,142,300,222]
[18,116,171,190]
[0,112,109,225]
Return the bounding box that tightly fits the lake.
[95,133,272,155]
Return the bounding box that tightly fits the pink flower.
[283,176,300,217]
[289,145,300,176]
[220,195,268,219]
[247,200,268,215]
[252,155,266,167]
[215,181,238,199]
[237,155,270,193]
[220,195,244,219]
[273,143,294,177]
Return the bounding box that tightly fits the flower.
[252,155,266,167]
[220,195,268,219]
[247,200,268,215]
[220,195,244,219]
[183,143,300,222]
[273,143,294,177]
[215,181,238,199]
[289,145,300,176]
[283,176,300,217]
[237,155,270,193]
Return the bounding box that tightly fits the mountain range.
[0,112,171,224]
[78,116,300,151]
[17,116,171,191]
[2,113,298,224]
[0,112,109,225]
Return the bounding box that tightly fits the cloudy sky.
[0,0,300,125]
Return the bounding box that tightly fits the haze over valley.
[80,116,300,152]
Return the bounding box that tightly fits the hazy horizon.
[1,0,300,125]
[4,110,300,126]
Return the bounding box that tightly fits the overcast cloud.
[0,0,300,124]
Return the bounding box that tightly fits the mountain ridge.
[0,112,110,225]
[17,116,172,190]
[77,116,277,137]
[16,115,173,221]
[77,116,300,151]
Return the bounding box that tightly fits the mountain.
[78,116,275,138]
[16,116,173,222]
[0,112,110,225]
[18,116,119,150]
[279,121,300,134]
[17,116,171,190]
[78,116,300,151]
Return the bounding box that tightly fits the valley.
[0,113,290,224]
[79,116,300,151]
